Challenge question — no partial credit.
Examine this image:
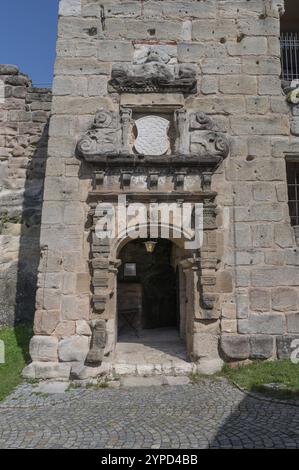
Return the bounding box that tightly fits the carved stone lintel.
[86,320,107,365]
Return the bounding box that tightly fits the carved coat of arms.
[134,116,170,156]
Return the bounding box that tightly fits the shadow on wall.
[12,120,49,360]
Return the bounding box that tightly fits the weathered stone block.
[239,17,279,37]
[76,320,92,336]
[230,116,289,136]
[192,19,238,40]
[274,224,294,248]
[249,289,271,312]
[193,333,219,360]
[98,40,133,62]
[246,96,269,115]
[251,267,299,287]
[252,225,273,248]
[59,0,81,17]
[30,336,58,362]
[58,335,89,362]
[286,313,299,333]
[201,58,241,74]
[227,37,267,56]
[219,75,257,95]
[34,362,71,380]
[54,321,76,338]
[221,334,250,360]
[238,313,285,335]
[215,271,233,293]
[34,310,60,335]
[272,288,299,312]
[249,335,274,359]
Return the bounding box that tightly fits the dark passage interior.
[117,239,178,336]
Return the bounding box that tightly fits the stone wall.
[21,0,299,379]
[0,65,52,326]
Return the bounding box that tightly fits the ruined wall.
[0,65,51,326]
[23,0,299,379]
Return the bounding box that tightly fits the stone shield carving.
[134,116,170,156]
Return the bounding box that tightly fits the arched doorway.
[115,238,189,365]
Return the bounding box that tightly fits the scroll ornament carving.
[77,109,121,157]
[189,112,229,159]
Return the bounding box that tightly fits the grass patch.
[221,360,299,400]
[0,324,32,401]
[86,381,109,390]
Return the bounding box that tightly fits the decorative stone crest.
[109,48,197,94]
[77,108,229,162]
[134,116,170,156]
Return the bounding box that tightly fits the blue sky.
[0,0,59,86]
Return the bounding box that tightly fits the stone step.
[107,362,196,377]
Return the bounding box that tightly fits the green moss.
[0,325,32,401]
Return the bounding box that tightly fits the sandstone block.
[30,335,58,362]
[249,289,271,312]
[221,334,250,360]
[193,333,219,360]
[252,267,299,287]
[239,17,279,36]
[98,40,133,62]
[246,96,269,114]
[228,37,267,56]
[76,320,92,336]
[34,362,71,380]
[201,58,241,75]
[34,310,60,335]
[219,75,257,95]
[286,314,299,334]
[252,224,273,248]
[54,321,76,338]
[58,335,89,362]
[196,358,224,375]
[238,313,285,335]
[230,116,289,136]
[59,0,81,17]
[272,288,299,312]
[192,19,237,40]
[249,335,274,359]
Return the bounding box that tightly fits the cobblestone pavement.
[0,379,299,449]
